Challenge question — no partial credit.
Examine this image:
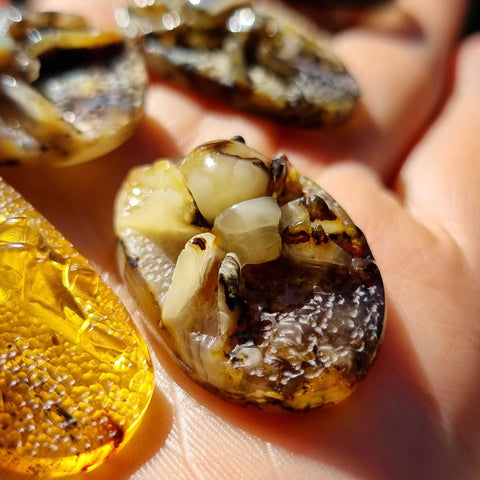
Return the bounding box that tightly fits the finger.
[399,34,480,272]
[396,34,480,456]
[318,37,480,450]
[281,0,468,177]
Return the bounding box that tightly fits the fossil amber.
[122,0,360,127]
[115,139,385,411]
[0,178,154,476]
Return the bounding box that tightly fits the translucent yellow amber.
[0,178,154,477]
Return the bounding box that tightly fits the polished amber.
[0,178,154,476]
[115,139,385,411]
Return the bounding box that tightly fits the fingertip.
[455,33,480,95]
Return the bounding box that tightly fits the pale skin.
[1,0,479,478]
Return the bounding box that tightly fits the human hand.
[1,0,479,479]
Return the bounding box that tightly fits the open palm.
[1,0,479,479]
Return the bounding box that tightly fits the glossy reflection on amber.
[0,178,154,477]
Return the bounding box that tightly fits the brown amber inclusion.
[0,178,154,476]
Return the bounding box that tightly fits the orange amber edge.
[0,177,155,477]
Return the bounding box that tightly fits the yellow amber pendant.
[0,178,154,476]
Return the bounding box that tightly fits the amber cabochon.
[0,178,154,476]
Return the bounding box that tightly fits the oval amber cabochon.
[0,177,154,477]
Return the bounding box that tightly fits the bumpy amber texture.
[0,178,154,477]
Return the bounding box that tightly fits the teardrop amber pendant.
[0,177,154,476]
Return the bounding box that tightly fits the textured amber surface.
[115,139,385,411]
[0,178,154,476]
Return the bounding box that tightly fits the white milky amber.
[180,141,271,223]
[213,196,282,265]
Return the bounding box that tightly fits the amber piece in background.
[0,7,146,166]
[0,177,154,476]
